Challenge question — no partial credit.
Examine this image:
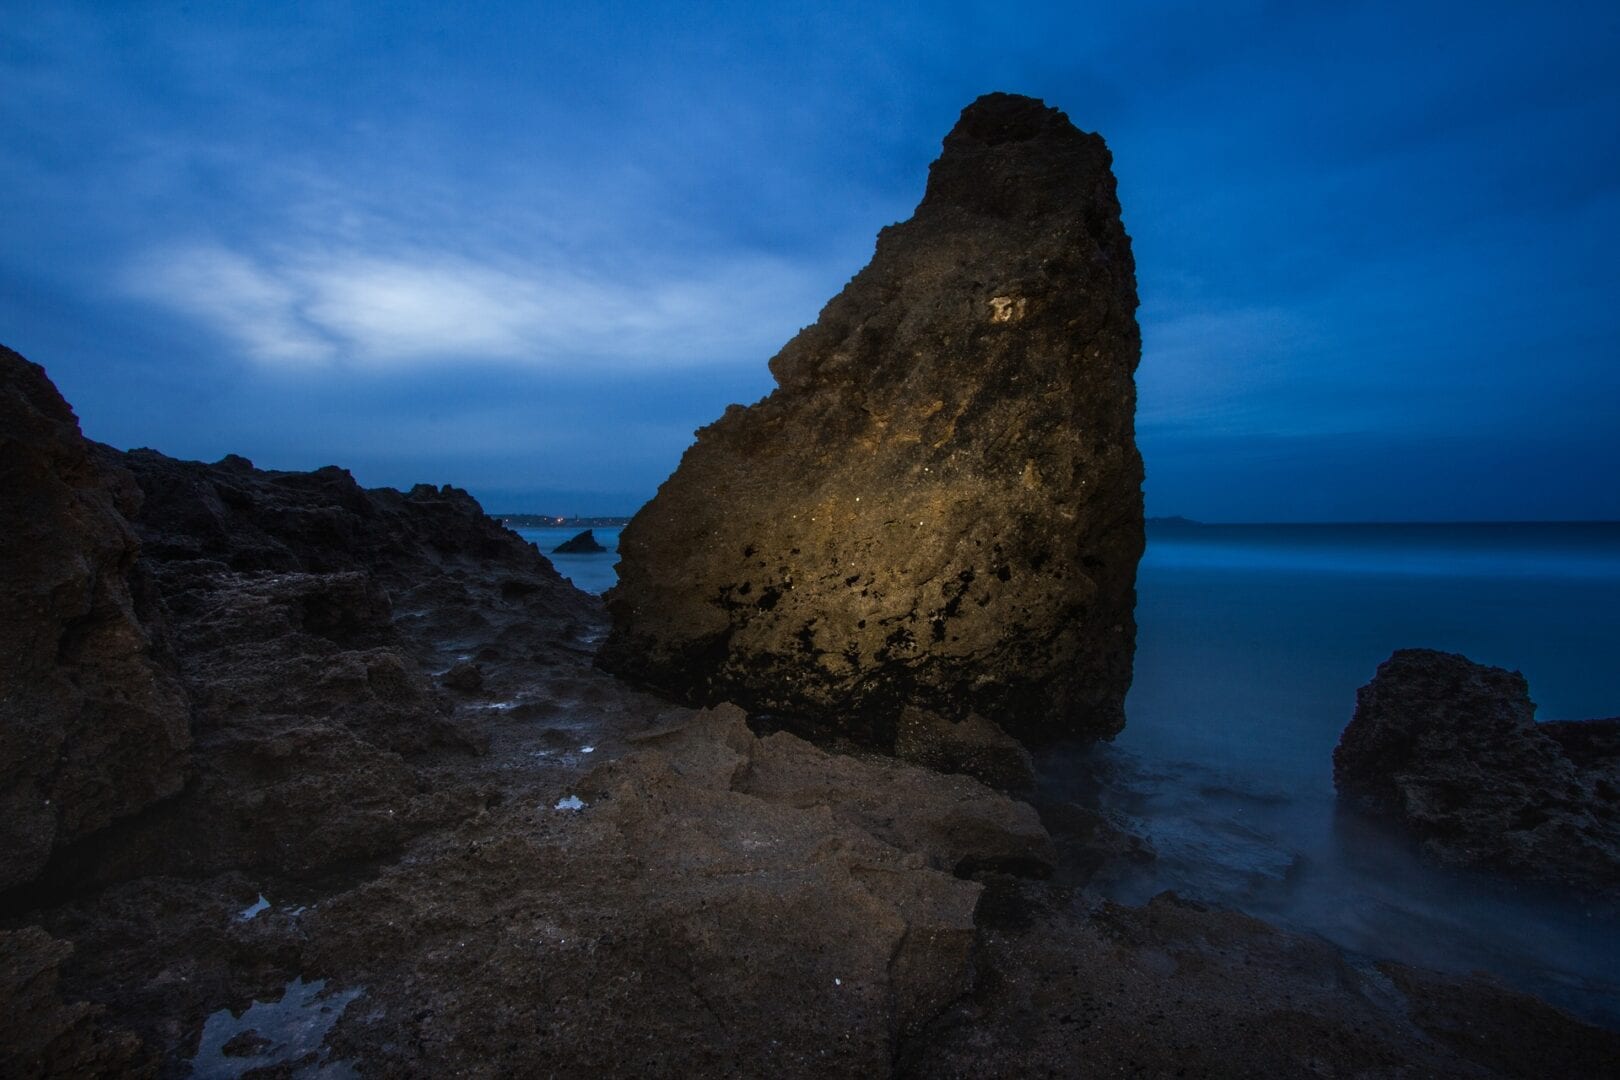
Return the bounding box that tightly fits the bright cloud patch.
[123,242,820,370]
[126,246,336,365]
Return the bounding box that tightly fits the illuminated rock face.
[601,93,1144,746]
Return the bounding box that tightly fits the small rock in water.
[220,1030,273,1057]
[553,529,607,554]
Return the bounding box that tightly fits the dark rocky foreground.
[1335,648,1620,894]
[601,93,1144,749]
[4,346,1619,1077]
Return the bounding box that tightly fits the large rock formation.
[1334,648,1620,893]
[0,346,190,893]
[601,93,1144,745]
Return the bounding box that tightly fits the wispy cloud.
[1137,304,1318,430]
[122,240,824,371]
[123,246,335,365]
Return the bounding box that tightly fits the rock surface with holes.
[599,93,1144,747]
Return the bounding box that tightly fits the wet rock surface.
[601,93,1145,747]
[903,885,1620,1079]
[1334,648,1620,894]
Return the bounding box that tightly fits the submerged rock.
[552,529,607,554]
[0,346,189,893]
[1333,648,1620,893]
[601,92,1144,747]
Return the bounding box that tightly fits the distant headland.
[496,514,633,528]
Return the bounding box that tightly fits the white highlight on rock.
[555,795,586,812]
[988,295,1028,323]
[238,894,270,921]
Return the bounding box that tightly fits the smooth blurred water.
[512,526,624,594]
[1067,521,1620,1027]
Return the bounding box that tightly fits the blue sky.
[4,1,1617,519]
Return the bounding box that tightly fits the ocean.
[516,518,1620,1025]
[512,525,625,595]
[1075,521,1620,1028]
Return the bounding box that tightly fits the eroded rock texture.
[1334,648,1620,893]
[0,928,152,1078]
[57,444,601,887]
[601,92,1144,745]
[0,346,189,893]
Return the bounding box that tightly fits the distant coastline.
[1147,517,1620,528]
[503,514,1617,531]
[497,514,633,528]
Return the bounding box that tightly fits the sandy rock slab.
[292,705,1050,1078]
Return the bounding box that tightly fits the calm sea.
[512,525,624,595]
[1079,521,1620,1027]
[517,518,1620,1025]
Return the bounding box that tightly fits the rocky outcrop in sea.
[1334,648,1620,894]
[553,528,608,553]
[600,92,1145,749]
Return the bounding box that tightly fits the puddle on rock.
[189,976,363,1079]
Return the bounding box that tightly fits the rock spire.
[600,93,1144,745]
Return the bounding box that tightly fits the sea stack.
[553,529,607,554]
[601,93,1144,745]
